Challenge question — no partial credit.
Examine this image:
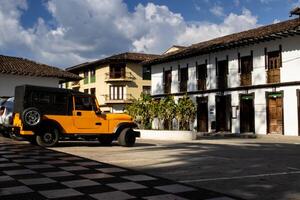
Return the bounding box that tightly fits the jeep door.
[72,95,108,134]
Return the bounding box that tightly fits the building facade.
[147,18,300,136]
[65,52,157,113]
[0,55,80,97]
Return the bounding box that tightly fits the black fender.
[35,119,65,136]
[114,122,139,138]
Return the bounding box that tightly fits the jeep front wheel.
[118,128,136,147]
[36,126,59,147]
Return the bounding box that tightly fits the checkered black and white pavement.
[0,137,238,200]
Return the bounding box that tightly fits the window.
[163,70,172,94]
[142,86,151,95]
[143,66,151,80]
[90,69,96,83]
[54,94,67,105]
[197,63,207,91]
[110,85,125,100]
[90,88,96,96]
[75,96,96,111]
[240,55,253,86]
[216,59,228,89]
[84,71,89,84]
[179,67,188,92]
[31,92,51,104]
[110,63,126,79]
[84,89,89,94]
[267,50,281,83]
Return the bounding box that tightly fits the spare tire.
[21,107,41,127]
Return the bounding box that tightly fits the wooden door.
[267,95,283,134]
[164,70,172,94]
[216,95,231,132]
[298,91,300,136]
[197,97,208,132]
[240,96,255,133]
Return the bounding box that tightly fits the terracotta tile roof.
[145,18,300,65]
[0,55,81,81]
[66,52,159,72]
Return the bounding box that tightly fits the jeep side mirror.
[95,109,102,115]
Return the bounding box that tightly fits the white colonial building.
[146,17,300,136]
[0,55,80,97]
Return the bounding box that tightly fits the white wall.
[0,74,60,97]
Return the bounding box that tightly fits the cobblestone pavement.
[0,137,238,200]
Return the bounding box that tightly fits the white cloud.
[0,0,260,68]
[210,5,225,17]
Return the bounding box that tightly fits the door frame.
[265,91,284,135]
[297,89,300,136]
[239,93,255,133]
[196,96,208,132]
[215,94,232,132]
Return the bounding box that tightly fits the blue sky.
[1,0,300,68]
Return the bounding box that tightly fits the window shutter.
[178,64,181,82]
[196,61,199,80]
[186,63,189,80]
[163,67,165,85]
[250,50,254,71]
[215,57,218,76]
[279,45,282,68]
[265,48,268,69]
[205,59,208,78]
[238,53,241,73]
[226,55,229,74]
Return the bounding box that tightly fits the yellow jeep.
[12,85,139,147]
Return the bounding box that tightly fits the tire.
[98,135,113,146]
[36,126,59,147]
[26,136,37,145]
[22,107,41,127]
[118,128,136,147]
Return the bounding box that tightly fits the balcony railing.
[105,72,135,82]
[103,94,135,104]
[240,73,252,86]
[72,80,80,87]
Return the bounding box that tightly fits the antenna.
[290,7,300,18]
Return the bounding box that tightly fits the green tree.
[125,93,152,129]
[176,95,196,130]
[160,96,177,130]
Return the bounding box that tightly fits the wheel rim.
[25,110,40,126]
[43,132,55,144]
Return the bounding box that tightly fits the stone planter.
[137,129,197,141]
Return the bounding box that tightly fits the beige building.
[65,52,158,113]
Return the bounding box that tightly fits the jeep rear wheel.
[22,107,41,127]
[98,135,113,146]
[118,128,136,147]
[36,126,59,147]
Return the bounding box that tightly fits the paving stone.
[39,188,83,199]
[43,171,74,177]
[3,169,36,176]
[155,184,197,194]
[81,173,114,179]
[122,175,157,182]
[19,178,56,185]
[60,166,89,171]
[97,167,126,173]
[144,194,189,200]
[0,186,33,196]
[108,181,147,190]
[90,191,135,200]
[25,164,54,169]
[62,179,100,188]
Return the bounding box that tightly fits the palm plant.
[176,95,196,130]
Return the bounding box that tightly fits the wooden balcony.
[103,94,135,104]
[240,73,252,86]
[105,72,135,82]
